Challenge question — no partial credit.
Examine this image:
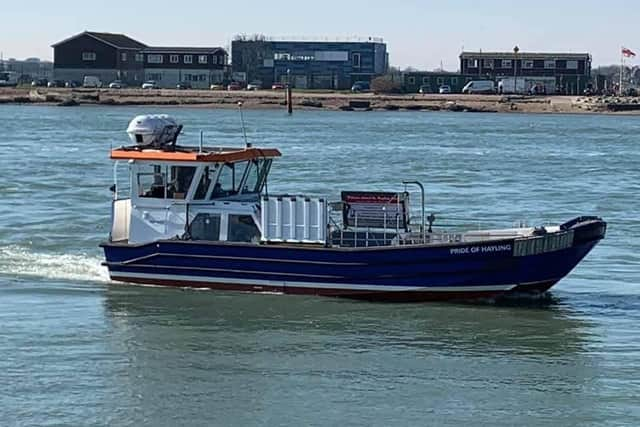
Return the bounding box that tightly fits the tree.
[371,75,403,94]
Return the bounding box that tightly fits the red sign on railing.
[341,191,409,229]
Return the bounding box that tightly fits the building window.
[566,60,578,69]
[121,52,127,62]
[544,60,556,69]
[184,55,193,64]
[274,53,290,61]
[352,53,361,68]
[422,77,429,84]
[198,55,208,64]
[501,59,513,68]
[523,60,534,69]
[467,59,478,68]
[437,77,444,85]
[170,55,179,64]
[483,59,494,69]
[408,76,416,84]
[82,52,96,61]
[135,53,144,62]
[147,54,163,64]
[147,73,162,81]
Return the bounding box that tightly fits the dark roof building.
[52,31,228,88]
[460,51,592,94]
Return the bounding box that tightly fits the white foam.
[0,245,110,283]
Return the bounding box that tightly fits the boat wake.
[0,245,110,283]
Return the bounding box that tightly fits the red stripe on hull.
[110,276,559,303]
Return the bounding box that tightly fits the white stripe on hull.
[109,271,519,293]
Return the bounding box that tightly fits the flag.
[622,47,636,58]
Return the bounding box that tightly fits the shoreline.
[1,87,638,115]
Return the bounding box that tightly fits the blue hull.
[101,218,606,302]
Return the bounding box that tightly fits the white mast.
[620,46,624,96]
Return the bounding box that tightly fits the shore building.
[231,37,388,89]
[460,51,592,94]
[52,32,228,88]
[0,58,53,83]
[403,71,468,93]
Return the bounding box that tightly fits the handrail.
[402,181,426,243]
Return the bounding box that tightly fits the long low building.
[52,31,228,88]
[460,51,591,94]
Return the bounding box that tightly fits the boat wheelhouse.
[102,115,607,302]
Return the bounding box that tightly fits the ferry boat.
[101,115,607,302]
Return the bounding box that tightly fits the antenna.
[237,101,250,147]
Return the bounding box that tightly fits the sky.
[1,0,637,70]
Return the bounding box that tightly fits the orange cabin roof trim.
[110,146,282,163]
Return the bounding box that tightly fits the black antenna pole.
[238,101,250,147]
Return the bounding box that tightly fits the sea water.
[0,105,638,426]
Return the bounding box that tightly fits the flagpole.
[620,47,624,96]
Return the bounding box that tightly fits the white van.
[83,75,102,88]
[462,80,495,94]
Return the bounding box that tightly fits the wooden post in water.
[286,68,293,115]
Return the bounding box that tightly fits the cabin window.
[82,52,96,61]
[188,213,221,241]
[198,55,208,64]
[194,165,218,200]
[523,60,534,69]
[184,55,193,64]
[544,60,556,69]
[168,166,196,199]
[501,59,513,69]
[138,165,166,198]
[170,55,179,64]
[212,163,235,198]
[137,164,196,199]
[227,215,260,243]
[241,160,260,193]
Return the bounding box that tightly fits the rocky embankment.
[573,95,640,112]
[1,87,638,114]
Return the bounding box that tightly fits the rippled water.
[0,105,639,426]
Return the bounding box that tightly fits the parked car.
[141,80,159,89]
[418,85,431,94]
[438,85,451,94]
[47,80,66,88]
[462,80,495,94]
[83,76,102,88]
[65,81,80,88]
[246,81,262,91]
[31,79,48,87]
[176,82,192,90]
[109,80,127,89]
[210,84,225,90]
[227,82,244,91]
[351,81,370,92]
[271,82,286,90]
